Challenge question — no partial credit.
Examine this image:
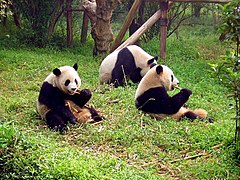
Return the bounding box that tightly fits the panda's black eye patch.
[171,75,174,82]
[65,80,70,86]
[75,79,78,85]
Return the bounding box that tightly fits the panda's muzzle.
[68,88,78,95]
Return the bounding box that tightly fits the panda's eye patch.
[171,75,174,82]
[75,79,78,85]
[65,80,70,86]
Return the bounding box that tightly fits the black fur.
[181,111,214,122]
[136,87,192,115]
[84,105,104,122]
[110,47,137,87]
[110,47,157,87]
[38,82,91,131]
[182,111,200,121]
[130,68,142,83]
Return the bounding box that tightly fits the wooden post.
[110,0,143,52]
[66,0,73,47]
[159,1,169,60]
[81,11,89,44]
[115,9,162,52]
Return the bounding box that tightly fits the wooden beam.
[110,0,143,52]
[159,1,169,60]
[114,9,162,52]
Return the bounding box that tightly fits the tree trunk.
[66,0,73,47]
[83,0,120,55]
[192,3,203,18]
[48,0,64,37]
[93,0,120,55]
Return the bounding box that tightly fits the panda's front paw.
[80,89,92,98]
[181,88,192,97]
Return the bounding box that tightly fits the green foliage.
[0,25,239,179]
[210,0,240,152]
[14,0,56,47]
[218,0,240,49]
[210,51,239,92]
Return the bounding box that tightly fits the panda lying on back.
[99,45,158,88]
[135,64,214,122]
[37,63,102,132]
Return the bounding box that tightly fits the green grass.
[0,25,239,179]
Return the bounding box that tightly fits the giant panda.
[37,63,103,132]
[99,45,158,88]
[135,64,214,122]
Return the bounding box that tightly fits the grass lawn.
[0,25,239,179]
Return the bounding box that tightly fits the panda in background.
[99,45,158,88]
[135,64,214,122]
[37,63,103,132]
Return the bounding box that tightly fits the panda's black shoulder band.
[150,63,157,69]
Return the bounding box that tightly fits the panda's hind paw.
[69,117,76,125]
[206,118,214,123]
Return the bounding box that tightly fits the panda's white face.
[135,65,179,99]
[53,65,81,95]
[160,65,179,91]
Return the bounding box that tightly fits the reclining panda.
[99,45,158,88]
[37,63,103,132]
[135,64,214,122]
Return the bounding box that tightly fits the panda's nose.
[71,88,76,91]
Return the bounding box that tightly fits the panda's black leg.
[130,68,142,83]
[111,69,125,87]
[182,112,214,123]
[85,105,104,122]
[45,110,68,132]
[182,111,199,121]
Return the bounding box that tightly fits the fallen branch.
[169,152,207,163]
[107,99,120,104]
[212,143,223,149]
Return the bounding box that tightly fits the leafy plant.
[210,0,240,151]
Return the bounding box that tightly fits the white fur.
[45,65,81,95]
[99,49,120,83]
[135,65,179,99]
[99,45,156,84]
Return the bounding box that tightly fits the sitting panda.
[135,64,214,122]
[99,45,158,88]
[37,63,103,132]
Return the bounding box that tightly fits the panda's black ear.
[156,65,163,75]
[154,56,158,61]
[73,63,78,71]
[147,56,158,65]
[53,68,61,76]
